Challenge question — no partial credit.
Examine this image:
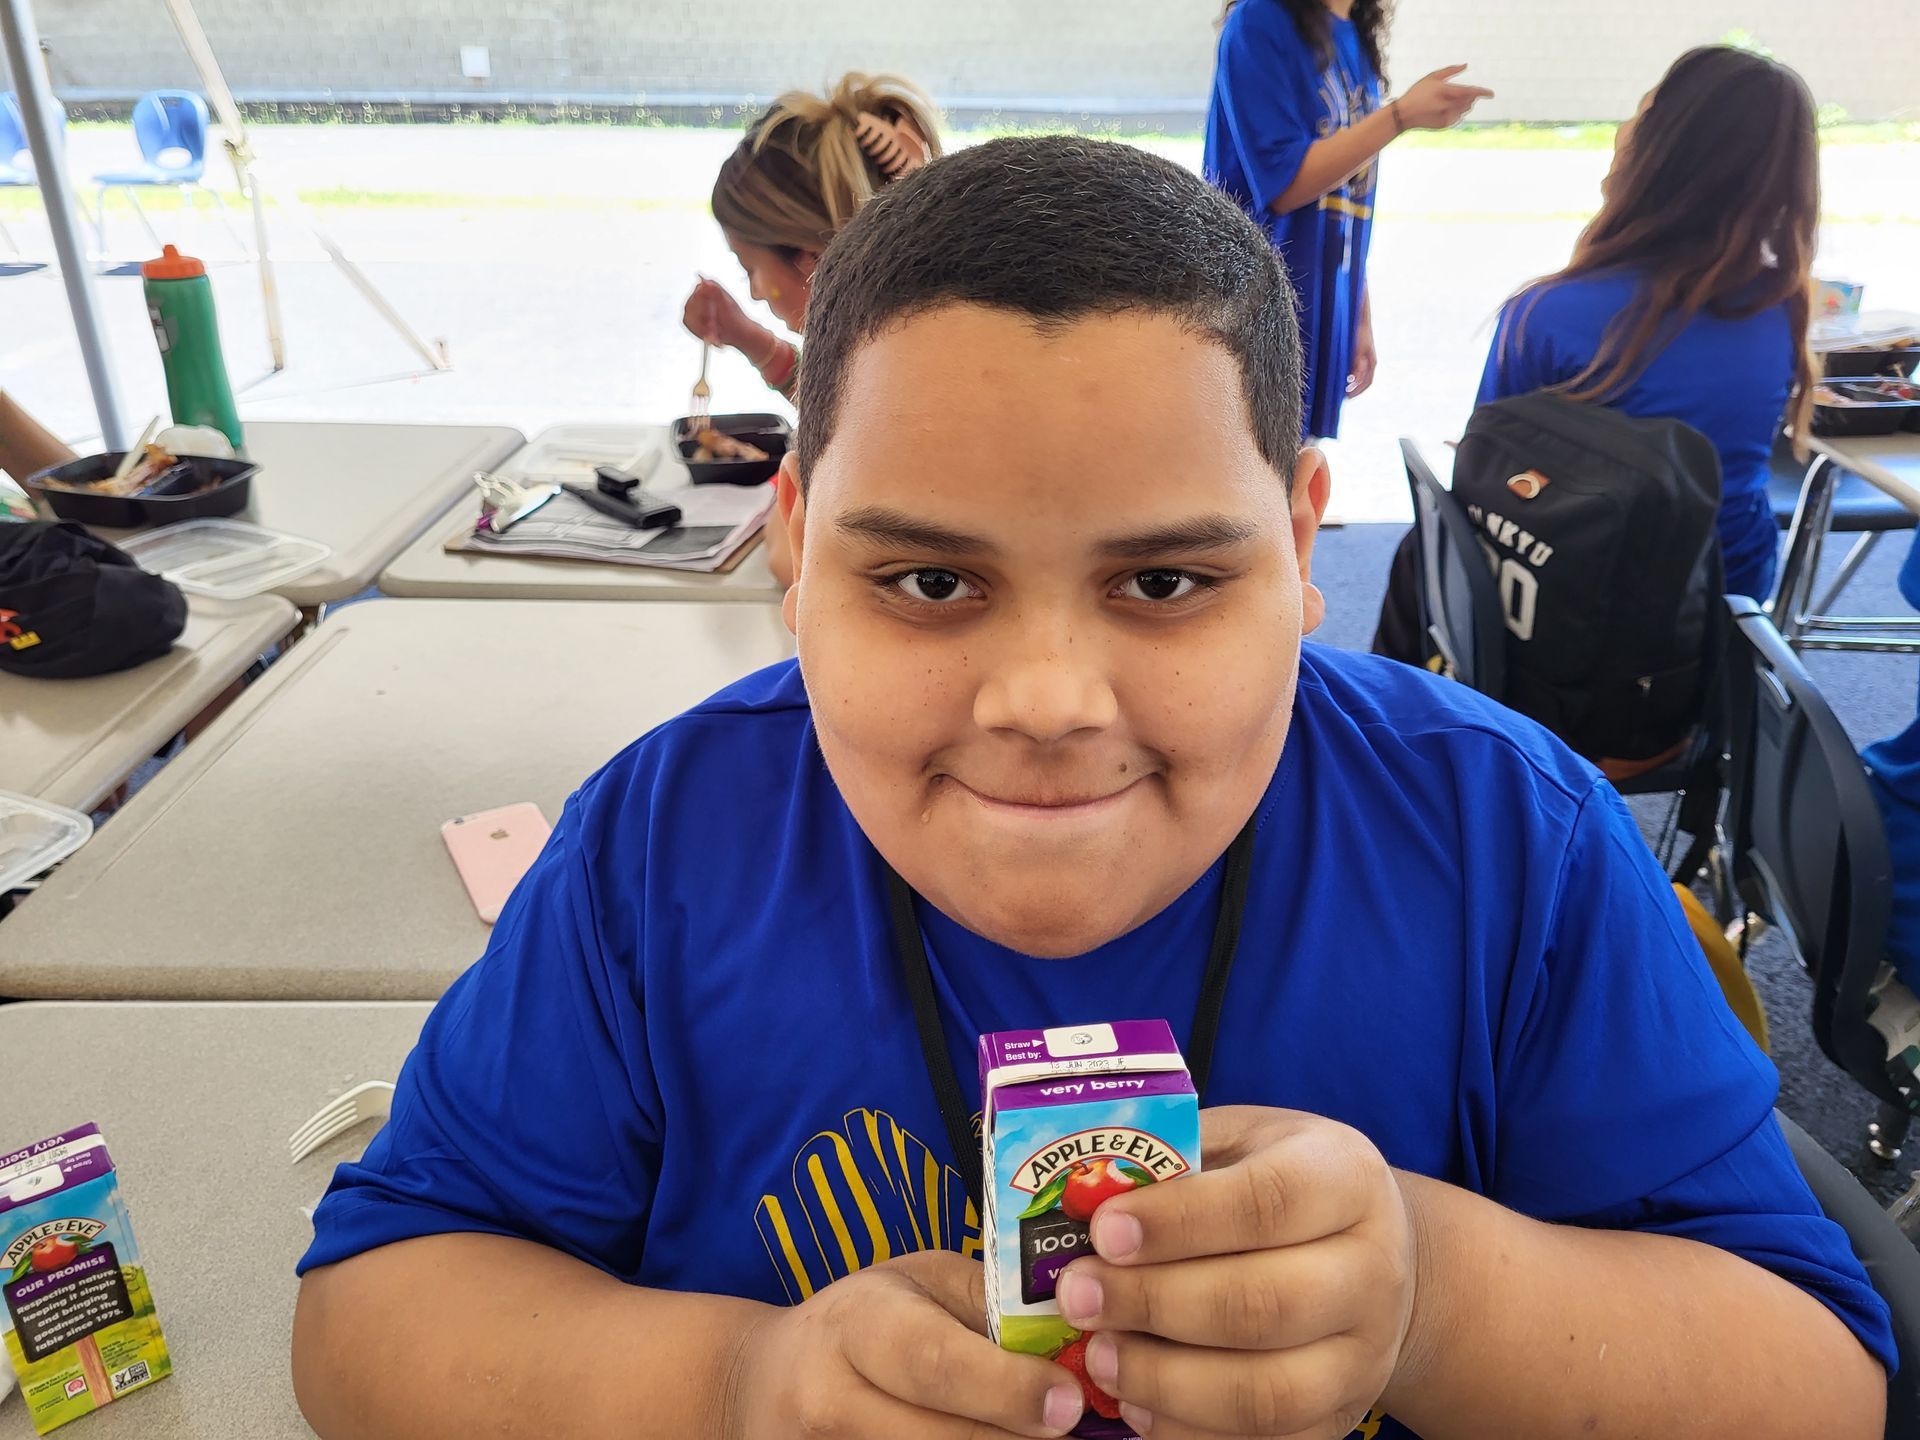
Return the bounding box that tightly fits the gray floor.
[1310,517,1919,1202]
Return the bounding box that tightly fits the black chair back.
[1400,441,1721,880]
[1776,1111,1920,1434]
[1725,598,1895,1098]
[1401,439,1504,695]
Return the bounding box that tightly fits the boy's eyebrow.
[1097,515,1262,559]
[833,510,1260,560]
[836,507,999,556]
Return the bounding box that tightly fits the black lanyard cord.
[884,815,1259,1212]
[884,863,987,1205]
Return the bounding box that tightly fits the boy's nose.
[974,654,1119,743]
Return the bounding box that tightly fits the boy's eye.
[891,568,980,604]
[1119,570,1204,602]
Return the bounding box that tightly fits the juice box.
[980,1021,1199,1439]
[1814,277,1865,318]
[0,1126,171,1433]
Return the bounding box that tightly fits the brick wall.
[25,0,1920,123]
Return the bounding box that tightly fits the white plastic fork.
[287,1081,396,1163]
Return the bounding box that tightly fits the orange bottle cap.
[141,244,205,280]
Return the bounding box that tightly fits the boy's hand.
[1054,1107,1418,1439]
[726,1249,1085,1439]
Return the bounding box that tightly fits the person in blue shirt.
[292,138,1891,1440]
[1477,46,1820,603]
[1867,534,1920,994]
[1205,0,1488,439]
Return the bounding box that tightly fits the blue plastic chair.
[0,93,39,186]
[91,90,235,251]
[1768,429,1919,653]
[0,93,67,255]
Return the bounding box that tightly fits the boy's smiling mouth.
[944,775,1149,817]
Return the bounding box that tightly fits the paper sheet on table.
[454,456,773,572]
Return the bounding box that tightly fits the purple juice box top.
[0,1126,114,1221]
[979,1020,1194,1122]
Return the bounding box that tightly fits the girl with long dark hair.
[1479,45,1819,601]
[1205,1,1489,439]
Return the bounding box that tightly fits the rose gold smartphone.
[441,802,552,924]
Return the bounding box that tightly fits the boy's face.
[787,305,1329,958]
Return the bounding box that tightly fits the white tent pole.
[242,171,284,370]
[161,0,448,373]
[0,0,127,448]
[157,0,282,368]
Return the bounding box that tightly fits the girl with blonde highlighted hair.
[682,73,940,400]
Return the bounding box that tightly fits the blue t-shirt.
[1865,532,1920,990]
[301,651,1894,1436]
[1206,0,1379,441]
[1478,270,1795,601]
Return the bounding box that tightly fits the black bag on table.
[0,521,187,678]
[1381,394,1723,763]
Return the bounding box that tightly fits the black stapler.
[561,466,683,530]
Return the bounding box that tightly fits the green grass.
[1109,119,1919,149]
[1399,122,1617,150]
[0,186,699,214]
[957,118,1626,147]
[7,118,1908,224]
[1814,121,1920,146]
[55,109,1920,147]
[291,186,694,213]
[13,193,1908,224]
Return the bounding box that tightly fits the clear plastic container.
[0,790,92,892]
[501,425,660,486]
[119,518,331,600]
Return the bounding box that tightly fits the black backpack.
[0,521,187,678]
[1450,393,1723,762]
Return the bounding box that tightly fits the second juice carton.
[1,1126,171,1434]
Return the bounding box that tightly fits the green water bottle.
[142,244,244,451]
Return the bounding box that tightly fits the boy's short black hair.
[795,135,1303,490]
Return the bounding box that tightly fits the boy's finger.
[823,1379,1073,1440]
[840,1280,1084,1436]
[1432,63,1470,79]
[1087,1328,1376,1438]
[1448,85,1497,100]
[1198,1103,1313,1165]
[1056,1236,1373,1349]
[890,1247,991,1331]
[1094,1123,1370,1264]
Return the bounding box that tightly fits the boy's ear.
[775,450,801,522]
[780,452,805,636]
[1290,448,1332,637]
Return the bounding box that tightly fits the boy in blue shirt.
[293,137,1891,1440]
